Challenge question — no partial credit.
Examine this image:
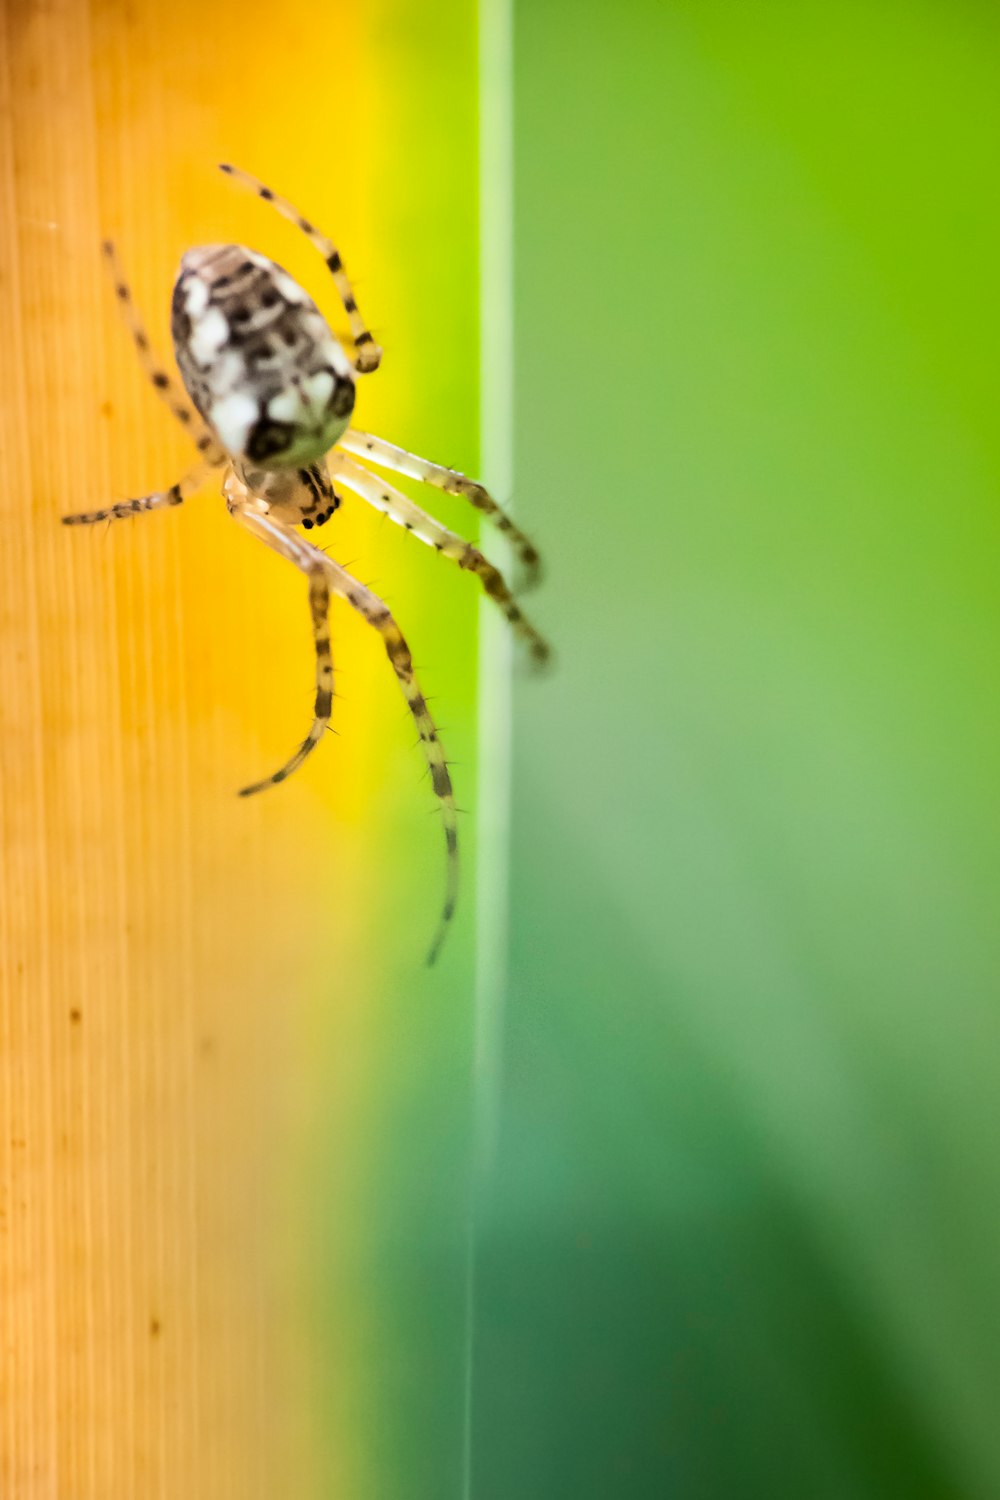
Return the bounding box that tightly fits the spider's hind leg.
[218,164,383,375]
[102,242,225,464]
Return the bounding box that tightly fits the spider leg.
[337,428,543,590]
[329,452,550,668]
[238,567,334,796]
[102,242,226,463]
[228,498,459,965]
[218,164,383,376]
[61,460,216,526]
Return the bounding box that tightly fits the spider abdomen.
[171,244,355,469]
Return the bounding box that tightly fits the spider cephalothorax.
[228,460,340,529]
[64,165,549,963]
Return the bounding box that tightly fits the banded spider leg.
[328,451,550,666]
[219,163,383,374]
[339,428,543,591]
[228,493,459,965]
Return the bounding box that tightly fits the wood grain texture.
[0,0,398,1494]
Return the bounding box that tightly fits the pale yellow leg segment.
[61,460,216,526]
[102,242,226,463]
[338,427,543,590]
[228,498,459,965]
[218,164,383,376]
[238,568,334,796]
[329,452,551,668]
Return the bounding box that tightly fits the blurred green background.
[465,2,1000,1497]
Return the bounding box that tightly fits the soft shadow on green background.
[470,2,1000,1497]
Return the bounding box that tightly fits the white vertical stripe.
[474,0,514,1208]
[464,0,514,1491]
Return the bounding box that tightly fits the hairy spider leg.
[61,460,216,526]
[339,428,543,590]
[238,566,334,796]
[329,452,551,668]
[228,498,459,965]
[218,165,383,376]
[102,242,226,463]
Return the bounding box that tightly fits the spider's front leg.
[238,565,334,797]
[338,428,543,591]
[228,497,459,964]
[221,474,335,796]
[61,460,217,526]
[329,452,551,667]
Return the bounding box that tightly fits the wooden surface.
[0,0,457,1493]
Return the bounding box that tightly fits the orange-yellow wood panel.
[0,0,459,1494]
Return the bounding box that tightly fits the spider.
[63,164,549,965]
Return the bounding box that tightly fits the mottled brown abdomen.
[171,244,355,468]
